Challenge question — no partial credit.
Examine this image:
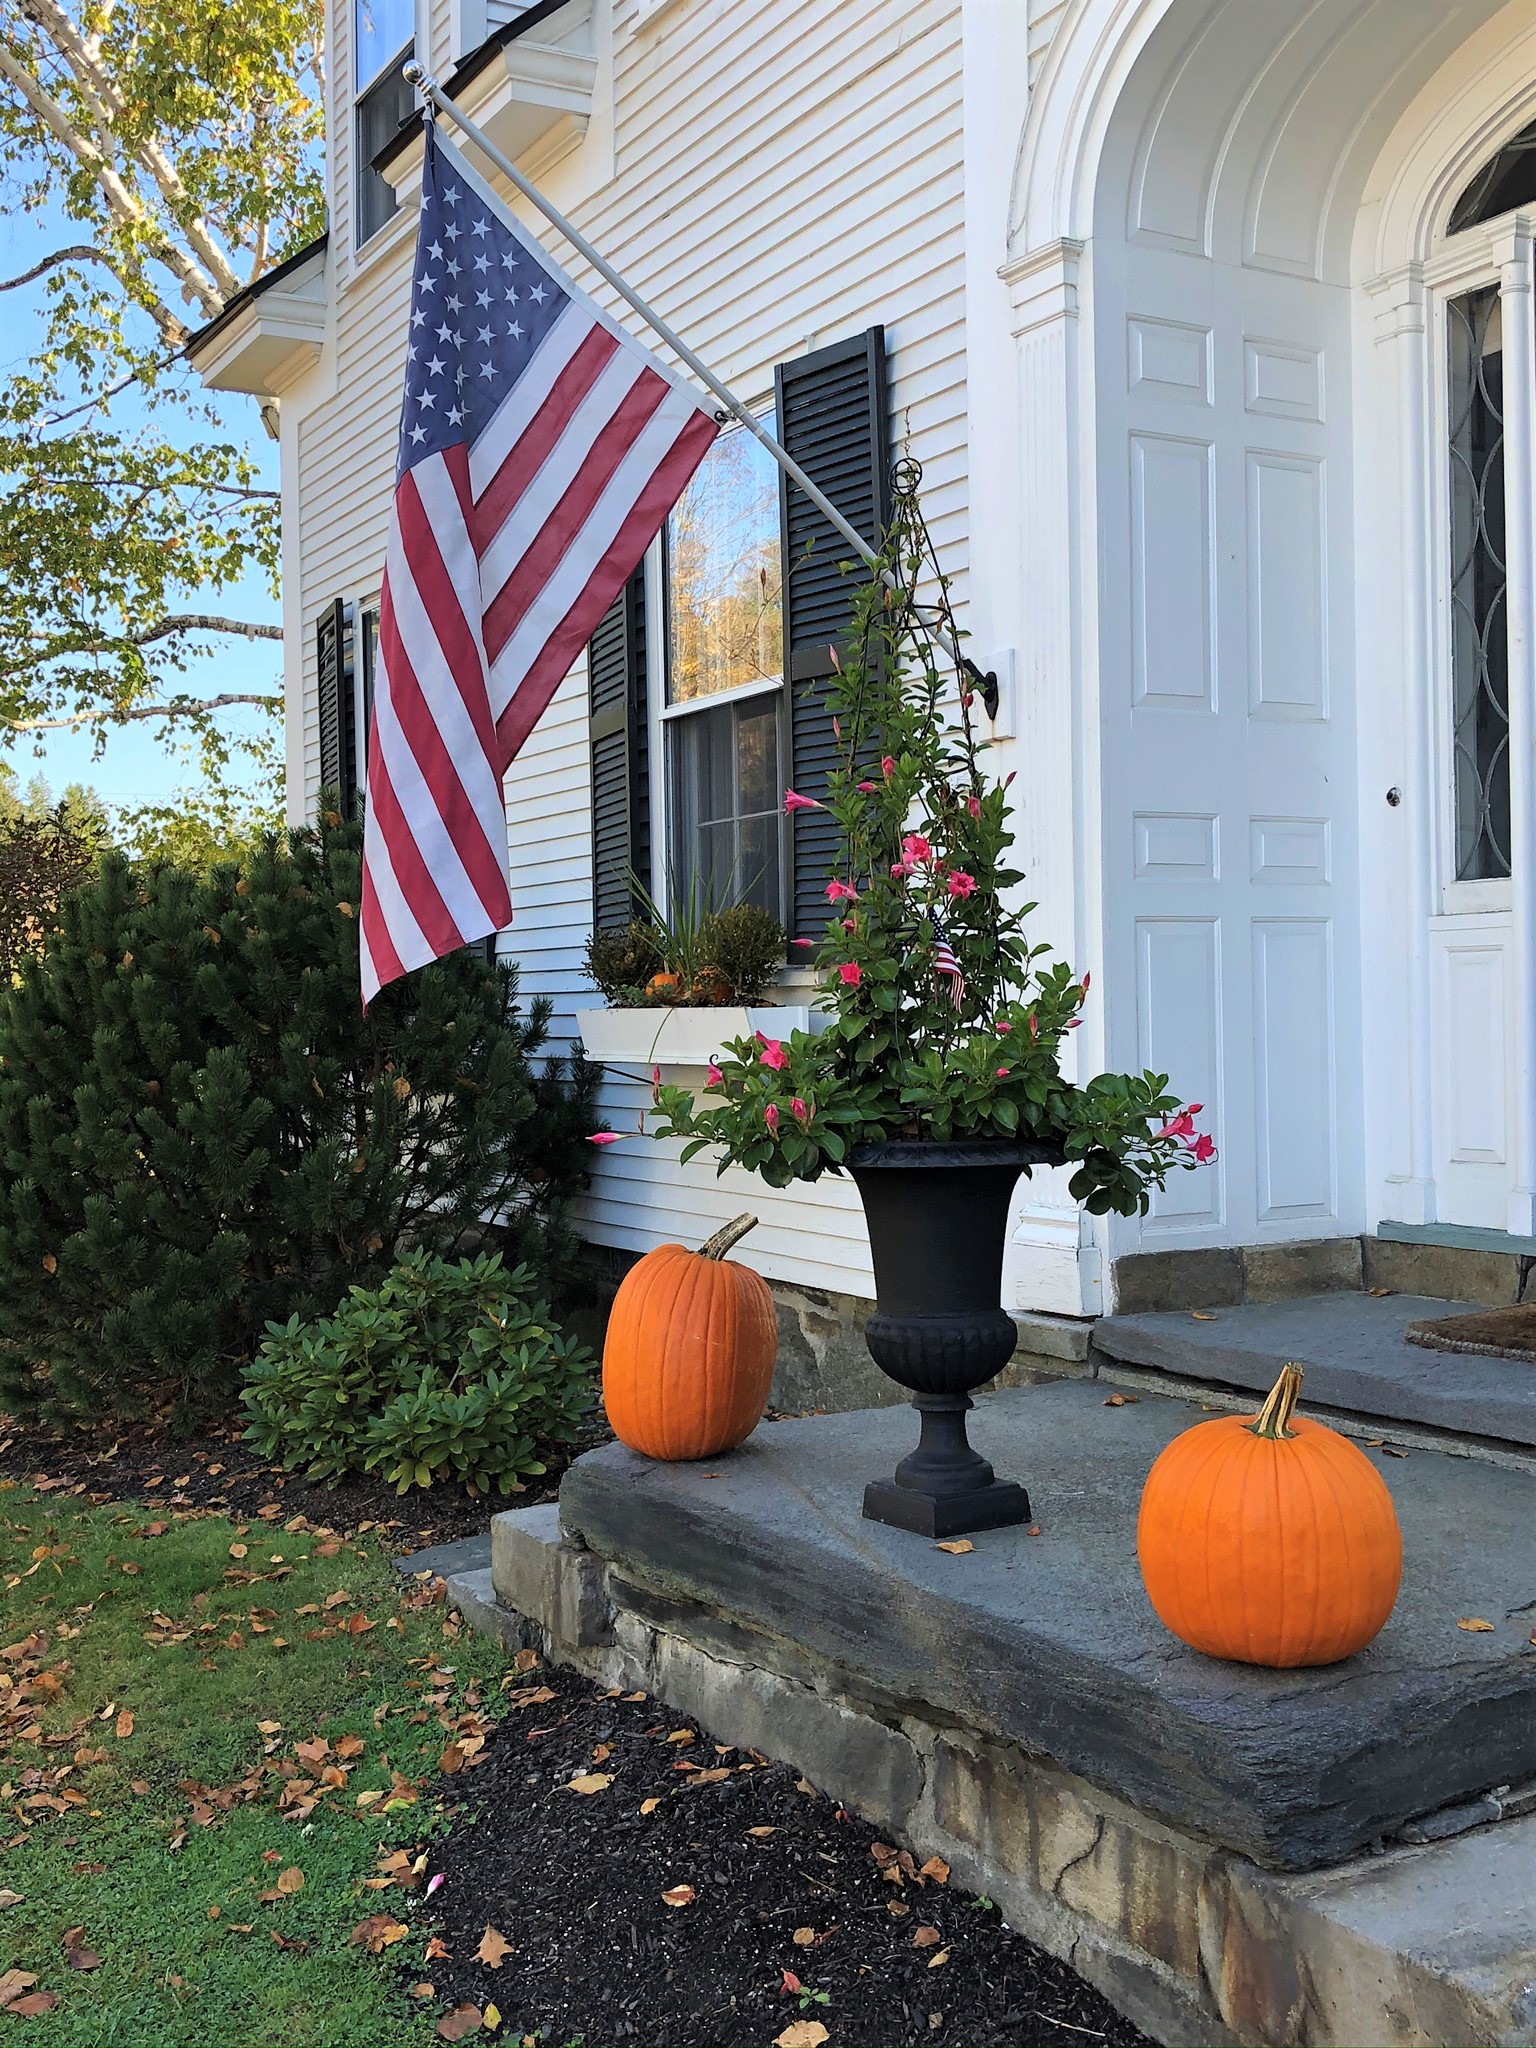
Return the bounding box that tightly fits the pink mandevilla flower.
[842,918,857,932]
[759,1040,788,1071]
[705,1059,724,1088]
[764,1102,780,1134]
[890,859,912,881]
[825,880,858,903]
[837,961,862,986]
[1158,1112,1195,1140]
[1191,1133,1216,1164]
[791,1096,811,1124]
[783,790,821,814]
[901,833,933,865]
[651,1063,662,1103]
[946,871,977,899]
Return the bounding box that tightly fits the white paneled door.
[1096,245,1362,1252]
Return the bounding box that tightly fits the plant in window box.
[643,462,1213,1536]
[583,885,786,1007]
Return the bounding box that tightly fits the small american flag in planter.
[930,912,966,1010]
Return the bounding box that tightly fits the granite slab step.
[557,1379,1536,1873]
[1093,1291,1536,1448]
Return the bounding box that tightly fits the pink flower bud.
[881,756,896,779]
[651,1062,662,1103]
[783,790,822,814]
[791,1096,810,1124]
[764,1102,780,1134]
[996,1068,1011,1079]
[967,795,982,820]
[858,780,877,793]
[588,1131,621,1146]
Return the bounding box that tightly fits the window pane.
[666,420,783,704]
[356,0,414,85]
[1450,120,1536,234]
[1448,284,1511,881]
[668,698,783,923]
[355,54,413,243]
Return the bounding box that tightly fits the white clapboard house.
[190,0,1536,1331]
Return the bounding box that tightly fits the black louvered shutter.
[588,566,650,928]
[776,328,889,942]
[316,599,358,814]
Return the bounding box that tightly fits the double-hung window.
[659,417,786,921]
[355,0,416,247]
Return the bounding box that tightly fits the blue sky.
[3,192,282,811]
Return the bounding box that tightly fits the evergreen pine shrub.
[0,806,599,1424]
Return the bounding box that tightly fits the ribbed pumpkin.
[1136,1364,1402,1668]
[603,1214,777,1460]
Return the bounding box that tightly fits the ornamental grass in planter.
[637,466,1213,1533]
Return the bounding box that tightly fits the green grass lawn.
[0,1480,514,2046]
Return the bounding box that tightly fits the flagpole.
[401,64,998,713]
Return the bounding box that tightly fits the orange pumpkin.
[645,969,685,1002]
[603,1214,777,1460]
[1136,1363,1402,1668]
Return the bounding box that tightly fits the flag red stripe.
[472,325,619,550]
[363,736,467,961]
[378,575,513,922]
[359,861,406,993]
[481,368,670,665]
[394,464,500,766]
[495,407,718,759]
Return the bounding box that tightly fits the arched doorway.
[1004,0,1536,1296]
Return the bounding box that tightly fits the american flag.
[930,912,966,1011]
[360,122,719,1002]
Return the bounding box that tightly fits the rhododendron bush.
[647,472,1211,1212]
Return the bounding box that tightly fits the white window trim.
[658,672,784,722]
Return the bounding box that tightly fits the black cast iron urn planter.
[848,1137,1066,1538]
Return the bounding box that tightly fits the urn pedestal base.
[861,1390,1031,1535]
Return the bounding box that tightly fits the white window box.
[576,1004,827,1069]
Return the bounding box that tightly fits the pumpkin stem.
[1248,1362,1304,1441]
[698,1213,758,1261]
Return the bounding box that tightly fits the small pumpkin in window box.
[1136,1363,1402,1667]
[602,1214,777,1460]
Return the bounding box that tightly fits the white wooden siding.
[295,0,964,1295]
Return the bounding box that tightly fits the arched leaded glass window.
[1450,119,1536,234]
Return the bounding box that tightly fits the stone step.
[1093,1291,1536,1453]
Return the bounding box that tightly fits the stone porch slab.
[1092,1292,1536,1447]
[557,1380,1536,1874]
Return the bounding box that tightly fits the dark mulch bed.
[421,1657,1150,2048]
[0,1415,591,1552]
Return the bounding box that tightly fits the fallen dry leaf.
[0,1973,36,2010]
[664,1729,695,1746]
[437,2006,482,2042]
[476,1926,511,1970]
[640,1798,661,1815]
[66,1948,101,1972]
[276,1866,305,1895]
[1103,1393,1139,1407]
[660,1885,696,1908]
[1190,1310,1219,1320]
[229,1544,247,1560]
[791,1926,816,1947]
[918,1856,950,1885]
[0,1892,21,1910]
[114,1709,134,1740]
[350,1916,410,1954]
[746,1825,775,1839]
[440,1745,466,1775]
[934,1539,973,1555]
[913,1925,942,1947]
[483,2003,501,2031]
[564,1773,613,1796]
[774,2023,829,2048]
[1368,1287,1393,1297]
[6,1993,57,2017]
[928,1948,951,1969]
[1457,1617,1496,1632]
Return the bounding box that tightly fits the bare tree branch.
[27,475,280,499]
[6,688,280,732]
[0,242,118,291]
[39,344,182,425]
[129,614,283,647]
